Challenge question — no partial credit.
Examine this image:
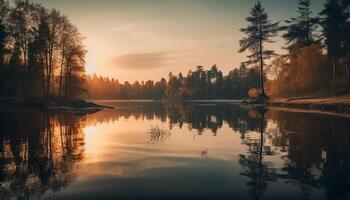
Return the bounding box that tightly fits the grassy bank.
[267,94,350,113]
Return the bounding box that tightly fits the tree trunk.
[332,56,336,87]
[64,62,70,98]
[45,53,50,99]
[259,39,266,97]
[58,44,65,98]
[39,55,45,99]
[259,111,265,167]
[346,54,349,89]
[52,75,55,97]
[45,53,50,98]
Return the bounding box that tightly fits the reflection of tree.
[239,109,278,200]
[1,103,348,199]
[318,120,350,200]
[268,111,350,200]
[0,111,85,200]
[78,102,350,200]
[281,163,320,199]
[87,103,260,137]
[88,103,350,199]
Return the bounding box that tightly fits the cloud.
[110,52,172,70]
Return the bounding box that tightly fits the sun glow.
[85,55,97,75]
[83,125,108,163]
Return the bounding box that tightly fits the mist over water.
[0,101,349,200]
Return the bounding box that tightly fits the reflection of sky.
[32,0,325,82]
[83,117,247,173]
[50,115,251,199]
[37,108,327,200]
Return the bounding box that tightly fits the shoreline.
[2,96,350,115]
[0,97,112,113]
[89,97,350,115]
[266,95,350,114]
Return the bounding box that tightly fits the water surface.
[0,101,350,200]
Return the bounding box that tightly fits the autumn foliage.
[267,45,329,96]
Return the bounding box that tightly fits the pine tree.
[0,0,9,67]
[341,0,350,83]
[320,0,349,84]
[239,1,279,98]
[283,0,319,52]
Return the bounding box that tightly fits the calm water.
[1,101,350,200]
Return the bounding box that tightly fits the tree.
[7,42,22,95]
[320,0,349,85]
[239,1,280,98]
[35,9,51,97]
[341,0,350,85]
[63,38,86,98]
[58,16,70,97]
[8,0,37,72]
[0,1,87,99]
[282,0,319,52]
[0,0,9,68]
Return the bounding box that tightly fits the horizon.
[32,0,325,82]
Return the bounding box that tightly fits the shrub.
[248,88,259,98]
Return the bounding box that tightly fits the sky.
[32,0,325,82]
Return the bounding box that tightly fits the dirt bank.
[267,94,350,113]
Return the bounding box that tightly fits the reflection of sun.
[83,125,106,163]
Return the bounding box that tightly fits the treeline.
[85,65,259,100]
[239,0,350,97]
[0,0,86,99]
[87,0,350,100]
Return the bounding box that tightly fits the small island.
[0,97,111,113]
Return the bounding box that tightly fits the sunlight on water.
[0,101,349,200]
[83,116,245,178]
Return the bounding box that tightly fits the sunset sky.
[32,0,325,82]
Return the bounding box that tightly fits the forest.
[265,0,350,96]
[1,0,350,101]
[85,65,259,100]
[0,0,86,99]
[85,0,350,100]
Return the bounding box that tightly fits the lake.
[0,101,350,200]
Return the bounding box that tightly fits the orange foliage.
[267,45,328,96]
[248,88,259,98]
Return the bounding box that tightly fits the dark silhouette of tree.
[8,0,36,73]
[282,0,319,52]
[2,0,350,100]
[0,0,86,99]
[267,0,350,96]
[0,0,8,68]
[239,1,279,98]
[84,65,260,100]
[344,0,350,85]
[320,0,349,86]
